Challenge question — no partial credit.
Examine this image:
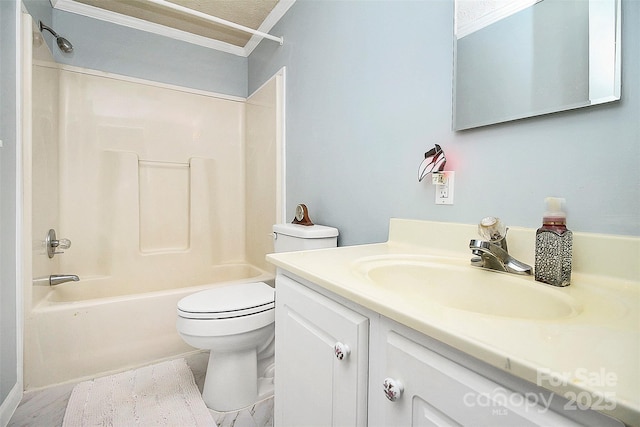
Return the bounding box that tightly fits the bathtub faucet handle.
[57,238,71,250]
[46,229,72,258]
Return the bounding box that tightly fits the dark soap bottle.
[535,197,572,287]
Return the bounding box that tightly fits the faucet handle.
[46,229,72,258]
[478,216,507,242]
[57,238,71,250]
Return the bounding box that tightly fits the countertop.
[266,219,640,426]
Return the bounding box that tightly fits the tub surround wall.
[24,59,282,389]
[30,34,60,304]
[56,68,246,288]
[245,73,284,274]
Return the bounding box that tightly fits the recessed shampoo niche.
[138,160,191,253]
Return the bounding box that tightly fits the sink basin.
[351,255,582,320]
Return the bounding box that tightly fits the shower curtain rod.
[145,0,284,45]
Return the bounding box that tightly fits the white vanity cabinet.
[274,275,369,427]
[275,273,623,427]
[376,329,560,426]
[370,322,622,427]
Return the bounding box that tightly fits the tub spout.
[49,274,79,286]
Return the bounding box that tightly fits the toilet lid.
[177,282,275,319]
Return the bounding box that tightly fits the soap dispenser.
[534,197,572,287]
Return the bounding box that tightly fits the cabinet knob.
[334,342,350,360]
[383,378,404,401]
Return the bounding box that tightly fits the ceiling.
[51,0,290,56]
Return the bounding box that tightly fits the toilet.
[176,223,338,412]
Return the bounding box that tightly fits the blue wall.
[20,0,640,246]
[24,0,248,97]
[249,0,640,246]
[52,10,248,97]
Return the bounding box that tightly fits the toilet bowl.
[177,222,339,412]
[176,281,275,412]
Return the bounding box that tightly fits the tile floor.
[8,351,273,427]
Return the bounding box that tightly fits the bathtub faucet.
[49,274,80,286]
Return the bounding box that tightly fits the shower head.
[39,21,73,53]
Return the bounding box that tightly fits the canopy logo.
[536,367,617,411]
[462,368,618,417]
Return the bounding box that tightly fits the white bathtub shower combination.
[28,268,273,388]
[24,25,283,389]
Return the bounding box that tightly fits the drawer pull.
[334,342,350,360]
[383,377,404,401]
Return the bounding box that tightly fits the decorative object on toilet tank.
[292,203,314,226]
[535,197,573,287]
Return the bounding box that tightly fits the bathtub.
[24,263,273,389]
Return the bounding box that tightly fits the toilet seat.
[177,282,274,320]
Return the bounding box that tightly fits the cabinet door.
[381,331,592,427]
[275,275,369,427]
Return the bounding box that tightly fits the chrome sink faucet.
[469,217,532,275]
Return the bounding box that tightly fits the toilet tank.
[273,223,339,253]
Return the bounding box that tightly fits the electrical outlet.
[435,171,454,205]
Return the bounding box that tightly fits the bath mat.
[62,359,215,426]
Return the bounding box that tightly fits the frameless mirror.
[453,0,621,131]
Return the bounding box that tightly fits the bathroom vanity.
[267,219,639,426]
